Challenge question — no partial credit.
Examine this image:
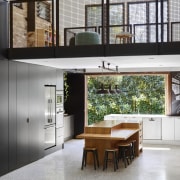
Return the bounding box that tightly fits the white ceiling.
[15,54,180,73]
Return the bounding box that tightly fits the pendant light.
[115,85,121,94]
[96,84,109,94]
[109,85,116,94]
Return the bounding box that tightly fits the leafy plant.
[87,75,165,125]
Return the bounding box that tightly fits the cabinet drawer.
[56,127,63,137]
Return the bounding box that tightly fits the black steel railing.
[64,22,180,46]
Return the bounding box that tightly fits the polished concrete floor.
[1,139,180,180]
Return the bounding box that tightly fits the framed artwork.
[171,72,180,115]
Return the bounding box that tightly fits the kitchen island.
[77,120,142,165]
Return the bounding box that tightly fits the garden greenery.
[87,75,165,125]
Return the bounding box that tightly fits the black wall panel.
[9,61,17,171]
[28,64,44,162]
[0,60,9,176]
[0,1,8,59]
[16,62,29,168]
[65,73,85,136]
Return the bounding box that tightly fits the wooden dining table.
[77,120,142,165]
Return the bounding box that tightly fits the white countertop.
[104,114,175,122]
[104,114,168,118]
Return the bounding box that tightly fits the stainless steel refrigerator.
[44,85,56,149]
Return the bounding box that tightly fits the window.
[37,1,50,22]
[85,3,124,44]
[128,1,168,43]
[87,74,166,125]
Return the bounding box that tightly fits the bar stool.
[128,140,136,160]
[103,148,119,171]
[117,143,132,168]
[81,147,99,170]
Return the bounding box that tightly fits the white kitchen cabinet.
[56,127,64,145]
[175,117,180,140]
[64,115,74,141]
[162,117,175,140]
[143,117,162,139]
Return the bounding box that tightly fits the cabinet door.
[43,66,57,85]
[0,60,8,176]
[56,69,64,90]
[9,61,17,171]
[64,115,74,140]
[143,117,162,140]
[175,117,180,140]
[162,117,175,140]
[16,62,29,168]
[28,64,44,162]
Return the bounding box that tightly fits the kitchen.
[1,0,180,178]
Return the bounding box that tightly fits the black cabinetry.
[0,2,8,59]
[28,64,45,162]
[8,61,57,171]
[16,62,29,167]
[9,61,17,171]
[65,73,85,136]
[0,60,8,175]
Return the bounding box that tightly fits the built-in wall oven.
[56,90,64,147]
[56,90,64,128]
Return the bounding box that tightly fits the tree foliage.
[87,75,165,125]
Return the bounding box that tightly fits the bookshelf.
[36,28,56,47]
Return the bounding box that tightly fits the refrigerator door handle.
[48,99,52,123]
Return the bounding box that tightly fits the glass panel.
[60,0,102,46]
[128,0,168,43]
[109,3,124,44]
[129,3,147,25]
[129,2,147,43]
[86,5,102,27]
[11,0,54,48]
[149,1,168,42]
[169,1,180,42]
[12,2,27,48]
[134,25,147,43]
[35,1,55,47]
[149,1,168,23]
